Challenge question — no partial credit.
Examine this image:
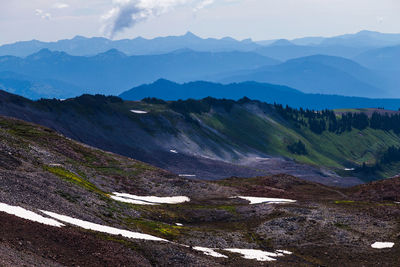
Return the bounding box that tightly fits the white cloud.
[195,0,214,11]
[35,9,51,20]
[35,9,43,15]
[102,0,217,38]
[53,3,70,9]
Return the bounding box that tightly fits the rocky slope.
[0,115,399,266]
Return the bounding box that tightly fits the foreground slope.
[0,115,399,265]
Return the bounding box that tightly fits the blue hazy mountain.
[289,31,400,47]
[2,30,400,59]
[254,43,369,61]
[119,79,400,110]
[319,30,400,48]
[354,45,400,70]
[120,79,302,101]
[0,48,277,96]
[255,31,400,61]
[0,71,83,99]
[0,32,260,57]
[219,55,392,98]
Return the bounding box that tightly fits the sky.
[0,0,399,44]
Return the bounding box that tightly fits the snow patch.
[0,203,64,227]
[193,247,228,258]
[179,174,196,177]
[233,196,296,205]
[224,248,290,262]
[131,110,148,114]
[371,242,395,249]
[40,210,167,242]
[111,192,190,205]
[110,195,158,205]
[276,250,292,255]
[344,168,355,171]
[170,149,178,153]
[175,223,183,226]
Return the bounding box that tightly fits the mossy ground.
[44,165,107,196]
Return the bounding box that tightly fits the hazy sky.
[0,0,399,44]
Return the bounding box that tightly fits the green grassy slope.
[175,101,400,179]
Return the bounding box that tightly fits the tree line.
[274,104,400,134]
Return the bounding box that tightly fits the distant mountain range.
[0,71,82,99]
[254,43,367,61]
[0,30,398,100]
[0,49,277,97]
[218,55,393,98]
[120,79,400,110]
[259,30,400,47]
[1,30,400,59]
[0,32,259,57]
[354,45,400,70]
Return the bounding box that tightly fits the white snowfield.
[233,196,297,205]
[111,192,190,205]
[130,110,148,114]
[0,202,293,263]
[0,203,64,227]
[40,210,167,242]
[371,242,395,249]
[224,248,292,262]
[193,247,228,258]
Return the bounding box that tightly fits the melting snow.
[276,250,292,255]
[175,223,183,226]
[111,192,190,205]
[170,150,178,153]
[193,247,228,258]
[40,210,167,242]
[371,242,395,249]
[224,248,291,262]
[131,110,148,114]
[110,195,158,205]
[233,196,296,205]
[344,168,355,171]
[0,203,64,227]
[1,201,293,264]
